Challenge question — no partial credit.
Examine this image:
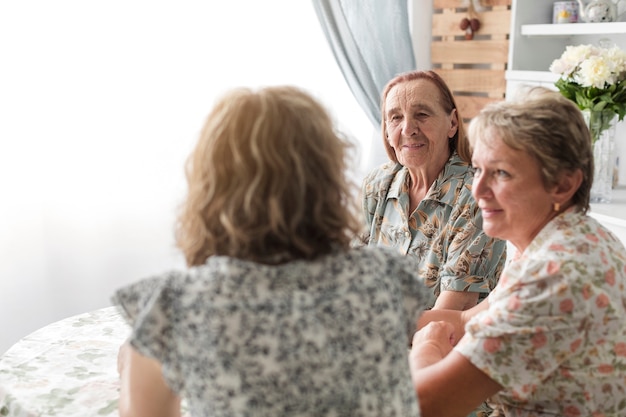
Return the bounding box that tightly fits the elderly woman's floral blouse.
[361,153,507,306]
[456,208,626,416]
[112,247,433,417]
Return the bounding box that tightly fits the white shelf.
[506,70,558,83]
[508,0,626,246]
[521,22,626,37]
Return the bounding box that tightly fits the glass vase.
[583,109,617,203]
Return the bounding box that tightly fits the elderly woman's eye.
[387,115,402,125]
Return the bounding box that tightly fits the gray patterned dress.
[112,246,433,417]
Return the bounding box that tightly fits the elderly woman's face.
[385,79,457,172]
[471,131,559,253]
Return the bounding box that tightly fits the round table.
[0,306,129,417]
[0,306,192,417]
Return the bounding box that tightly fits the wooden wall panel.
[456,96,498,120]
[436,69,506,95]
[431,0,512,121]
[432,8,511,37]
[431,40,509,66]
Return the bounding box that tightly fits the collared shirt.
[456,208,626,416]
[360,153,506,306]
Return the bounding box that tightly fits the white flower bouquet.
[550,43,626,143]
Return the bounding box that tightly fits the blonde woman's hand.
[409,321,455,369]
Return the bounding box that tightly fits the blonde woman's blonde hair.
[176,86,361,266]
[468,86,592,213]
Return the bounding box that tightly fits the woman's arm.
[118,342,182,417]
[432,290,479,311]
[409,322,502,417]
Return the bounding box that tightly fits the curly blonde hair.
[176,86,361,266]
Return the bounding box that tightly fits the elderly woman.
[410,87,626,416]
[360,70,507,311]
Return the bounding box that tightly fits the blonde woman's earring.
[553,202,560,212]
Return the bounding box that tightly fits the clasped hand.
[410,321,456,368]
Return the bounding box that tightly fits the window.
[0,1,373,353]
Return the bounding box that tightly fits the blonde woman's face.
[471,132,558,253]
[384,79,457,172]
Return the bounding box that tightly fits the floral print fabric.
[0,307,132,417]
[0,307,192,417]
[456,208,626,416]
[112,247,433,417]
[361,153,507,306]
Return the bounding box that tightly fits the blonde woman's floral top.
[456,208,626,416]
[361,153,507,307]
[112,247,434,417]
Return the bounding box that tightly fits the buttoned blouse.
[456,208,626,416]
[361,153,507,306]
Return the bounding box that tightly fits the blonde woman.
[411,87,626,416]
[113,86,433,417]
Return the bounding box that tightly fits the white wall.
[0,1,373,354]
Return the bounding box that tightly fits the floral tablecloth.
[0,306,129,417]
[0,306,191,417]
[0,306,127,416]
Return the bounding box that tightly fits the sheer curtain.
[312,0,416,168]
[0,1,372,354]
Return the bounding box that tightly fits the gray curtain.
[312,0,416,129]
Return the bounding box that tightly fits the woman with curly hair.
[112,85,432,417]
